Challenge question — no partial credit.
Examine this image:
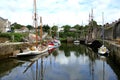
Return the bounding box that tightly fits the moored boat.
[98,13,109,55]
[16,45,48,57]
[16,0,49,57]
[98,45,109,55]
[74,40,80,43]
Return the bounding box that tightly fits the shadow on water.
[0,43,120,80]
[0,52,49,80]
[0,59,24,78]
[106,51,120,80]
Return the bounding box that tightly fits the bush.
[0,33,28,42]
[0,33,11,39]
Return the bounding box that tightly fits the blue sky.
[0,0,120,27]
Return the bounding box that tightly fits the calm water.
[0,43,120,80]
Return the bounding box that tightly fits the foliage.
[51,25,58,37]
[7,19,103,41]
[62,25,71,32]
[59,31,76,39]
[11,22,23,29]
[73,24,82,30]
[12,33,26,42]
[26,25,34,30]
[42,25,50,32]
[51,25,58,32]
[88,20,98,28]
[0,33,11,39]
[0,33,28,42]
[11,27,15,32]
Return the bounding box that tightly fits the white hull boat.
[98,45,109,54]
[98,13,109,55]
[74,40,80,43]
[17,46,48,57]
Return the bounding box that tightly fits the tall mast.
[91,8,94,21]
[33,0,38,47]
[89,13,90,23]
[102,12,104,45]
[40,16,43,40]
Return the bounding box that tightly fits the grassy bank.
[0,33,28,42]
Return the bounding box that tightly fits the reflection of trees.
[60,43,98,80]
[74,45,85,57]
[60,43,98,61]
[64,43,70,57]
[60,43,95,58]
[0,59,24,76]
[52,49,59,57]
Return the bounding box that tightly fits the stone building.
[113,19,120,39]
[0,17,11,33]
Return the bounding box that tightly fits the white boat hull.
[17,47,48,57]
[74,40,80,43]
[98,45,108,54]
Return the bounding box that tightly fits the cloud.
[0,0,120,26]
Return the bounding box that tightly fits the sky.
[0,0,120,27]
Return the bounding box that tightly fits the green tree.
[43,24,50,32]
[26,25,33,30]
[11,22,23,29]
[73,24,82,30]
[89,20,98,28]
[62,25,71,32]
[51,25,58,37]
[11,27,15,32]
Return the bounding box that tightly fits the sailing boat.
[98,13,109,55]
[16,0,48,57]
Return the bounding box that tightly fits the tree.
[62,25,71,32]
[89,20,98,28]
[51,25,58,37]
[11,27,15,32]
[43,24,50,32]
[52,25,58,32]
[26,25,33,30]
[11,22,23,29]
[73,24,81,30]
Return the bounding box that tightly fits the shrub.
[0,33,28,42]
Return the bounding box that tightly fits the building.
[0,17,11,32]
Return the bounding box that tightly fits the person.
[20,48,23,53]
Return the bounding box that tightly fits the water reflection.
[0,43,119,80]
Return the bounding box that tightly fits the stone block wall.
[0,42,30,59]
[104,27,113,40]
[113,20,120,39]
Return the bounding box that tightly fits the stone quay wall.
[105,40,120,65]
[0,42,30,59]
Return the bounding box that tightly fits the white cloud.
[0,0,120,26]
